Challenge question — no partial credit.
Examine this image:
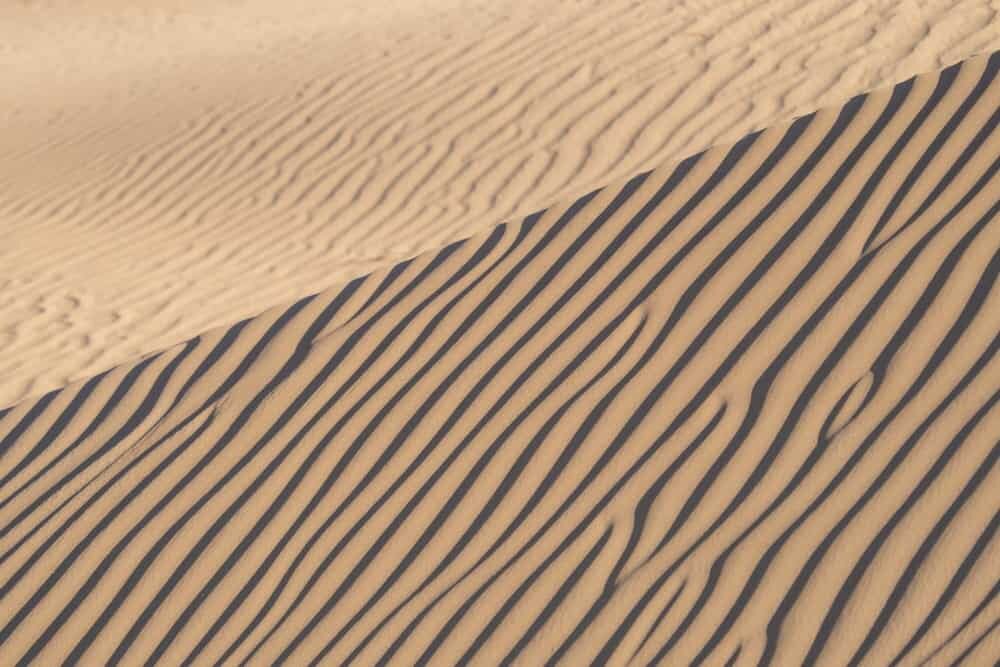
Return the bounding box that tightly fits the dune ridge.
[1,51,999,664]
[4,0,1000,406]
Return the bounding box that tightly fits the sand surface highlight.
[4,0,1000,406]
[1,52,998,664]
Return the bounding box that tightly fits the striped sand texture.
[1,51,1000,664]
[4,0,1000,407]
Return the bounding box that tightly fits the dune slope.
[4,0,1000,407]
[1,52,1000,664]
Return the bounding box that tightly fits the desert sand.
[4,0,1000,407]
[1,35,999,665]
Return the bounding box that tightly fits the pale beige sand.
[0,52,997,664]
[3,0,1000,406]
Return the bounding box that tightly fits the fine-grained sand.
[1,52,998,664]
[4,0,1000,406]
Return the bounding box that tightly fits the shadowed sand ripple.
[1,51,999,665]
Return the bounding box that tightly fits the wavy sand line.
[3,0,1000,406]
[1,52,998,664]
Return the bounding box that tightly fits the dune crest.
[1,52,998,664]
[4,0,1000,406]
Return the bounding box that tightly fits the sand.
[1,44,998,664]
[4,0,1000,407]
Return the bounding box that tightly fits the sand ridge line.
[3,0,1000,405]
[1,51,998,664]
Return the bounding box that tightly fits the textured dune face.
[3,0,1000,406]
[1,53,998,664]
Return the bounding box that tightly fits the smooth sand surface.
[4,0,1000,406]
[1,52,998,664]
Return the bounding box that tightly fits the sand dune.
[4,0,1000,406]
[1,51,998,664]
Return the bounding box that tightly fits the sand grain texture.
[4,0,1000,405]
[1,52,999,664]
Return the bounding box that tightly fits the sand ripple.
[1,52,998,664]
